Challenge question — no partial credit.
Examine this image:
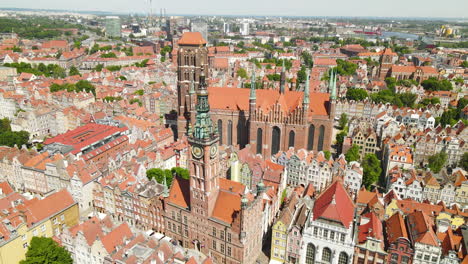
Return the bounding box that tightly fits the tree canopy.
[428,151,447,173]
[50,80,96,96]
[338,113,348,130]
[237,68,248,79]
[334,59,358,76]
[345,145,360,162]
[346,88,368,101]
[460,152,468,171]
[146,167,189,188]
[362,154,382,190]
[0,118,29,148]
[20,236,72,264]
[421,77,453,91]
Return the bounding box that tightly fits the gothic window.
[288,130,295,148]
[338,252,348,264]
[237,121,242,145]
[227,121,233,145]
[307,125,315,150]
[256,128,263,154]
[218,120,223,145]
[318,125,325,151]
[271,126,281,156]
[321,247,332,263]
[305,243,315,264]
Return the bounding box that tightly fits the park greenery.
[345,145,360,162]
[0,17,82,39]
[362,154,382,190]
[421,77,453,91]
[334,59,358,76]
[428,151,447,173]
[4,62,66,79]
[146,167,190,188]
[20,237,72,264]
[49,80,96,96]
[0,118,30,148]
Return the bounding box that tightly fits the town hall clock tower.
[187,71,220,217]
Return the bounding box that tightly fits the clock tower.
[187,70,220,217]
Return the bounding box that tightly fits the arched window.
[288,130,295,148]
[318,125,325,151]
[305,243,315,264]
[271,126,281,156]
[307,125,315,150]
[256,128,263,154]
[338,252,348,264]
[227,120,233,145]
[322,247,331,263]
[217,120,223,145]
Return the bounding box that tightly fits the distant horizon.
[1,0,467,19]
[1,7,467,21]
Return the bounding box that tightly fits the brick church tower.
[378,48,395,80]
[176,32,209,139]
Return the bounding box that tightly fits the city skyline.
[2,0,468,18]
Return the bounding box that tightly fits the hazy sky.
[3,0,468,18]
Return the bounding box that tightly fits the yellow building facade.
[271,221,288,263]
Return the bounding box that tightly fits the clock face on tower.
[192,146,203,159]
[210,145,218,158]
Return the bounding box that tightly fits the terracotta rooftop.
[208,87,330,117]
[313,180,355,228]
[178,32,207,46]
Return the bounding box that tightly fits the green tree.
[335,59,358,76]
[345,145,360,162]
[460,152,468,171]
[68,66,80,76]
[171,167,190,179]
[428,152,447,173]
[385,77,397,91]
[297,66,307,84]
[336,131,347,147]
[0,118,11,132]
[362,154,382,190]
[323,150,331,160]
[20,236,72,264]
[346,88,368,101]
[237,68,248,79]
[421,77,453,91]
[460,61,468,68]
[147,168,165,183]
[129,98,142,106]
[93,64,104,72]
[338,113,348,129]
[396,92,417,108]
[100,52,117,58]
[134,89,144,96]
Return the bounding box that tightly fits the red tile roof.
[167,177,190,209]
[26,189,76,226]
[208,87,330,117]
[211,190,241,224]
[178,32,207,46]
[101,222,133,253]
[385,212,409,244]
[44,123,128,155]
[358,212,383,243]
[313,180,355,228]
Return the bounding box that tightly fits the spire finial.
[282,59,285,72]
[331,68,337,100]
[303,69,310,105]
[250,65,256,100]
